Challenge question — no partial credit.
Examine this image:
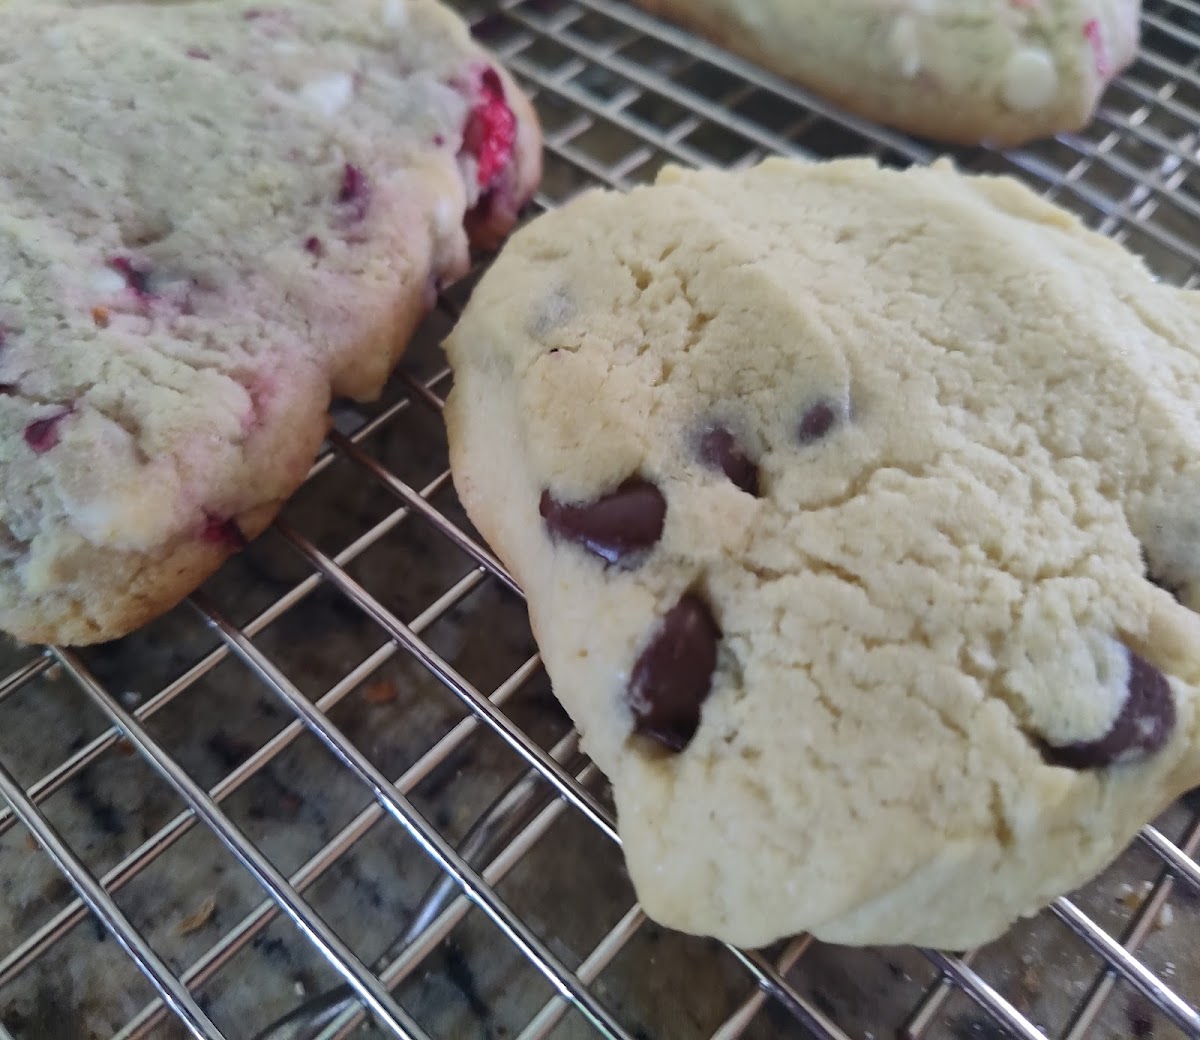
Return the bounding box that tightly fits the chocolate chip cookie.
[445,157,1200,948]
[0,0,541,645]
[631,0,1140,146]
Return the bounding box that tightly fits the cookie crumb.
[175,895,217,935]
[91,305,110,328]
[1155,903,1174,930]
[1116,880,1153,909]
[364,678,398,705]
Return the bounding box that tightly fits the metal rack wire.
[1,0,1199,1037]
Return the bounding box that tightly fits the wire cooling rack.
[1,1,1200,1038]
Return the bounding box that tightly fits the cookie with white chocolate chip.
[630,0,1140,146]
[445,157,1200,949]
[0,0,541,645]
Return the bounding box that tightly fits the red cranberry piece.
[0,384,16,396]
[336,163,370,224]
[461,68,517,189]
[108,256,152,297]
[304,235,323,256]
[1083,18,1110,77]
[202,514,248,550]
[24,410,71,454]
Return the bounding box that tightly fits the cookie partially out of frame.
[631,0,1140,146]
[445,157,1200,949]
[0,0,541,645]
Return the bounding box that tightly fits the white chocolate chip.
[1001,47,1059,111]
[91,267,128,296]
[888,15,922,79]
[433,196,456,240]
[381,0,408,28]
[298,73,354,117]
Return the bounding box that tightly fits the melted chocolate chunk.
[540,477,666,564]
[1041,647,1175,769]
[628,593,721,752]
[798,401,839,445]
[699,425,760,496]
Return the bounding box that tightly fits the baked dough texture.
[445,157,1200,948]
[0,0,541,645]
[631,0,1140,146]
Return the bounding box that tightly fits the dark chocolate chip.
[540,477,666,564]
[628,593,721,751]
[0,384,15,395]
[1041,647,1175,769]
[798,401,839,445]
[699,425,760,496]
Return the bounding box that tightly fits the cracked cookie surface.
[445,157,1200,948]
[0,0,541,645]
[631,0,1140,146]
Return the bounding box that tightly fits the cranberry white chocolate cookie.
[445,157,1200,949]
[0,0,541,645]
[631,0,1140,146]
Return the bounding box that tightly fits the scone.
[631,0,1140,146]
[445,157,1200,949]
[0,0,541,645]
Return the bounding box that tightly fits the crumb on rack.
[1156,903,1174,931]
[175,895,217,936]
[1116,880,1154,910]
[364,678,398,705]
